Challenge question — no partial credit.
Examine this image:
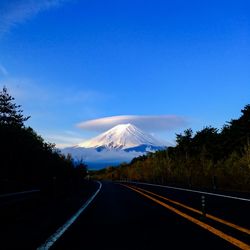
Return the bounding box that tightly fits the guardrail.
[119,180,250,202]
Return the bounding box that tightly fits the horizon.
[0,0,249,148]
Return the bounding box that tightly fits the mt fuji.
[61,124,167,169]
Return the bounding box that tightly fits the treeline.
[0,86,87,194]
[93,105,250,192]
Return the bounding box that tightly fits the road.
[49,181,250,250]
[0,181,98,250]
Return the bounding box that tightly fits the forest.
[0,86,87,195]
[93,105,250,192]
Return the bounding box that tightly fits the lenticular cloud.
[77,115,188,132]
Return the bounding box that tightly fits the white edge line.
[0,190,40,198]
[37,181,102,250]
[123,181,250,202]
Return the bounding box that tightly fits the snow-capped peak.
[78,123,165,150]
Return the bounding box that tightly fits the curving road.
[50,181,250,250]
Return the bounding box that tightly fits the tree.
[0,87,84,194]
[176,129,193,149]
[0,86,30,127]
[192,126,220,161]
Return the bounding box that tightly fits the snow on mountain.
[61,123,167,169]
[78,123,165,150]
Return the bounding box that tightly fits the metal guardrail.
[120,180,250,202]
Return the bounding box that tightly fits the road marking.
[134,185,250,235]
[122,184,250,250]
[126,181,250,202]
[0,190,40,198]
[37,181,102,250]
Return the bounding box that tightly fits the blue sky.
[0,0,249,147]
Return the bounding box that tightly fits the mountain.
[61,124,167,169]
[78,123,165,150]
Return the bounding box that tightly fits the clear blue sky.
[0,0,249,147]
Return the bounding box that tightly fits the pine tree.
[0,86,30,127]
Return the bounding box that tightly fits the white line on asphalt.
[126,181,250,202]
[0,190,40,198]
[37,181,102,250]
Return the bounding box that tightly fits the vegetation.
[0,86,87,194]
[93,105,250,192]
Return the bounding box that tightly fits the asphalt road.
[0,180,98,250]
[50,181,250,250]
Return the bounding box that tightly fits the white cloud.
[44,132,84,148]
[77,115,188,132]
[0,0,69,35]
[0,64,8,76]
[61,147,144,163]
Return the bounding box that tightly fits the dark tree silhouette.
[0,87,88,194]
[0,86,30,127]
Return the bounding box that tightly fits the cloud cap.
[77,115,188,132]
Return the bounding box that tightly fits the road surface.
[0,181,98,250]
[49,181,250,250]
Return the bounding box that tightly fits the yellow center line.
[132,185,250,236]
[120,184,250,250]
